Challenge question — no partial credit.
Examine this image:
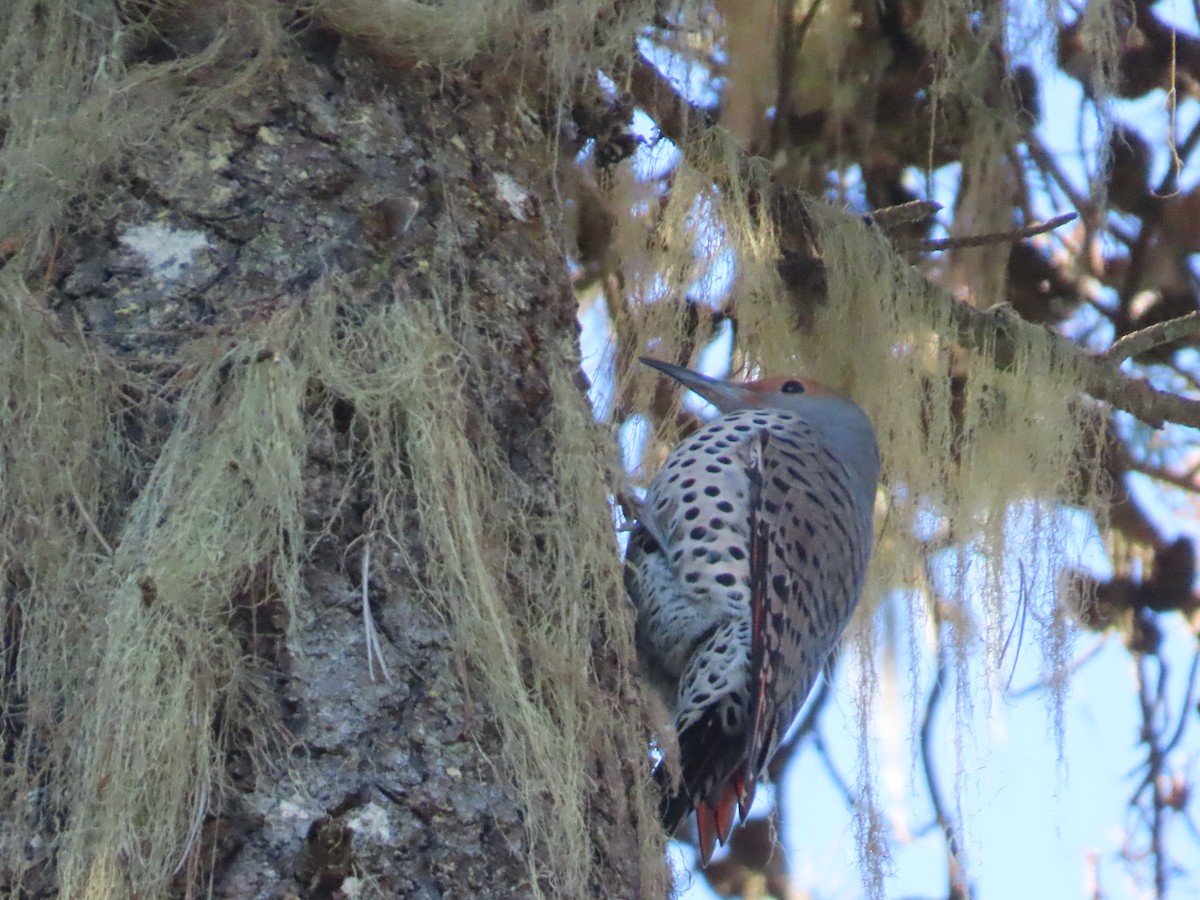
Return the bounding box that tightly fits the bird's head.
[640,356,881,492]
[639,357,846,415]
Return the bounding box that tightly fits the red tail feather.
[695,799,719,864]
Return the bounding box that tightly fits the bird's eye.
[781,380,806,394]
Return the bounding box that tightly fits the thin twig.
[66,469,114,556]
[361,545,392,684]
[768,0,822,157]
[1134,654,1168,899]
[907,212,1077,252]
[1162,650,1200,758]
[1006,635,1109,699]
[998,560,1031,691]
[1103,311,1200,364]
[867,200,943,230]
[767,672,831,780]
[629,57,1200,429]
[1157,114,1200,200]
[1118,117,1200,318]
[920,625,966,897]
[811,729,856,807]
[1126,458,1200,494]
[1025,135,1091,217]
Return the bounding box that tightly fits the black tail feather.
[654,701,748,836]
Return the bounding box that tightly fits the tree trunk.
[2,15,663,900]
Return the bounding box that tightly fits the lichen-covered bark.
[38,29,638,899]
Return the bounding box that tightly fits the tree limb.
[628,52,714,148]
[1103,311,1200,364]
[631,55,1200,429]
[940,299,1200,430]
[906,212,1078,252]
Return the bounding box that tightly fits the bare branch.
[626,63,1200,429]
[921,615,969,899]
[628,53,714,148]
[769,0,823,157]
[940,299,1200,429]
[1157,114,1200,200]
[1026,135,1091,218]
[1006,635,1109,699]
[1126,458,1200,494]
[1162,650,1200,758]
[868,200,943,230]
[1104,311,1200,364]
[811,729,856,808]
[1134,654,1169,899]
[907,212,1078,252]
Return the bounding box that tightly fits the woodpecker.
[626,357,880,864]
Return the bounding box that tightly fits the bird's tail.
[655,708,758,865]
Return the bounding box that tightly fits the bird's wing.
[742,429,775,817]
[743,420,873,803]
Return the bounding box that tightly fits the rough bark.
[33,28,640,899]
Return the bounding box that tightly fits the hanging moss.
[0,0,1124,896]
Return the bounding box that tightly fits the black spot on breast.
[705,464,722,474]
[709,517,725,530]
[685,571,700,584]
[771,475,789,493]
[734,424,752,432]
[684,507,700,521]
[681,477,696,489]
[729,546,746,561]
[715,572,736,587]
[716,500,734,513]
[704,485,721,497]
[689,526,708,540]
[682,491,697,503]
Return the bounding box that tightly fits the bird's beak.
[639,357,748,413]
